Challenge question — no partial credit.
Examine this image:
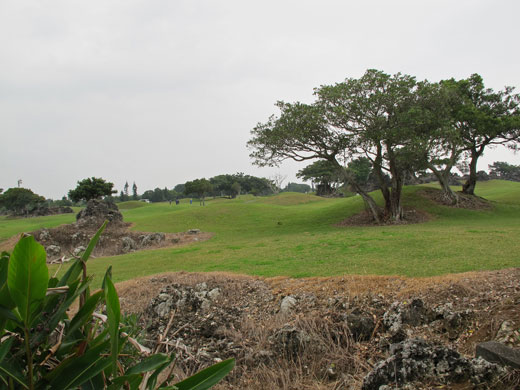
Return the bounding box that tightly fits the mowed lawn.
[2,181,520,284]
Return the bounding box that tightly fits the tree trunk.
[354,184,382,224]
[462,149,480,195]
[387,176,404,222]
[336,163,382,223]
[430,165,458,205]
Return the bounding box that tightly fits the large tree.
[68,177,116,203]
[250,70,442,222]
[448,74,520,195]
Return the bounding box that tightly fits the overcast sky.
[1,0,519,199]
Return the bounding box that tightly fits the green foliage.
[68,177,117,203]
[489,161,520,181]
[184,179,213,204]
[249,69,520,220]
[209,173,272,197]
[0,224,234,389]
[444,74,520,194]
[282,182,311,193]
[0,188,46,215]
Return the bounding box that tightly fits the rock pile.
[76,199,123,227]
[138,273,520,390]
[362,339,503,390]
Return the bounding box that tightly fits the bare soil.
[336,208,431,227]
[117,268,520,390]
[419,188,493,210]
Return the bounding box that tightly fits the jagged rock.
[140,233,165,246]
[121,236,137,252]
[280,296,297,314]
[76,199,123,227]
[270,325,310,358]
[46,245,61,257]
[208,288,221,300]
[383,299,434,336]
[433,303,473,340]
[171,237,180,244]
[495,320,517,346]
[39,229,51,241]
[362,339,503,390]
[346,313,375,341]
[73,246,86,257]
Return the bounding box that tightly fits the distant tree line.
[249,70,520,223]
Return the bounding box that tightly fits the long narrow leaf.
[80,372,105,390]
[7,235,48,325]
[47,340,111,387]
[0,254,14,310]
[81,221,107,263]
[67,291,103,336]
[0,360,29,389]
[0,337,13,363]
[103,272,120,377]
[107,374,142,390]
[173,358,235,390]
[126,353,171,376]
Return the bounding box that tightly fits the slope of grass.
[0,212,78,243]
[77,182,520,284]
[3,182,519,284]
[118,201,150,210]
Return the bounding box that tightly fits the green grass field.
[2,181,519,284]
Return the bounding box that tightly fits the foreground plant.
[0,222,234,389]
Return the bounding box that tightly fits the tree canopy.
[184,179,213,205]
[0,187,45,215]
[248,69,520,222]
[68,177,116,203]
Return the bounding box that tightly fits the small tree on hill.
[185,179,213,205]
[230,181,241,198]
[489,161,520,181]
[132,181,138,200]
[0,187,45,215]
[68,177,116,203]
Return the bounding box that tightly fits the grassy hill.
[2,181,519,284]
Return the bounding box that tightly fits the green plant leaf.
[172,358,235,390]
[0,337,13,363]
[80,372,105,390]
[0,354,28,390]
[103,271,120,377]
[107,374,142,390]
[126,353,171,376]
[57,259,83,287]
[81,221,107,263]
[0,254,14,310]
[47,340,111,389]
[7,235,48,325]
[67,290,103,336]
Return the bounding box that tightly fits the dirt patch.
[117,268,520,390]
[419,188,493,210]
[336,208,432,227]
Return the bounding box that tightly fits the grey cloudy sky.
[1,0,519,199]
